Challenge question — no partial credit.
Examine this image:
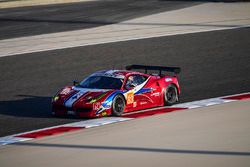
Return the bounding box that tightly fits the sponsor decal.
[93,102,102,110]
[140,101,148,105]
[151,92,160,97]
[101,111,108,116]
[133,102,137,107]
[104,70,125,79]
[165,78,172,82]
[91,70,125,79]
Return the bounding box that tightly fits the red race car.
[52,65,181,118]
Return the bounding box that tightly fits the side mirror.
[73,80,79,86]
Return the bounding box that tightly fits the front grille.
[76,108,92,113]
[53,104,92,113]
[53,105,67,111]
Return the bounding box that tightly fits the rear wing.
[125,65,181,76]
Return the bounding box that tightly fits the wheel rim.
[166,87,177,103]
[114,97,124,113]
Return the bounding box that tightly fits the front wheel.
[112,94,125,116]
[164,84,179,106]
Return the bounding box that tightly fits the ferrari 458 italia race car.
[52,65,181,118]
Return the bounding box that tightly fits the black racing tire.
[164,84,179,106]
[112,94,125,116]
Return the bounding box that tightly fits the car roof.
[90,70,147,79]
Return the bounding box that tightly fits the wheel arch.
[113,93,126,103]
[163,83,179,106]
[111,93,126,116]
[168,83,180,95]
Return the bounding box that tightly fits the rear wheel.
[164,84,179,106]
[112,94,125,116]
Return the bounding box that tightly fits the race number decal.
[61,87,71,95]
[127,92,134,104]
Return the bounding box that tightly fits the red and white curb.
[0,92,249,146]
[0,117,132,146]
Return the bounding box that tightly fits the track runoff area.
[0,92,249,145]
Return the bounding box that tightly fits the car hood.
[57,86,112,107]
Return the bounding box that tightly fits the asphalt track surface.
[0,27,250,137]
[0,0,199,40]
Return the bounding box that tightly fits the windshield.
[79,76,123,89]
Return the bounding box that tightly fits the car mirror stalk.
[73,80,79,86]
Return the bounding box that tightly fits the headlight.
[89,93,106,103]
[52,96,59,102]
[86,96,93,100]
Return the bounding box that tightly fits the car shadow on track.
[0,95,80,119]
[161,0,249,2]
[13,142,250,156]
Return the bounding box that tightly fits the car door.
[124,74,153,110]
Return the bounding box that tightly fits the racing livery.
[52,65,181,118]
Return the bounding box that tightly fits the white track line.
[1,2,250,57]
[0,0,97,9]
